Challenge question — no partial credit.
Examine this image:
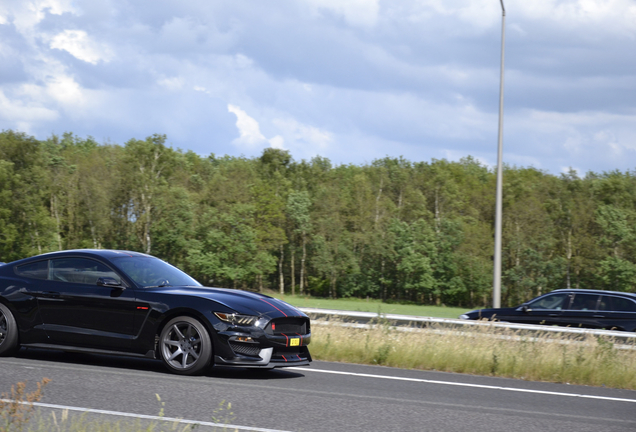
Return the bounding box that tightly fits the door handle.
[593,314,605,318]
[39,291,61,298]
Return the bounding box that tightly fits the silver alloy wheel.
[159,316,212,375]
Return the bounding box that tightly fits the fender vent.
[229,342,260,357]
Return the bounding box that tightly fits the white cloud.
[515,0,636,41]
[227,104,333,156]
[272,117,332,152]
[384,0,500,32]
[232,54,254,69]
[0,89,58,123]
[158,77,184,91]
[228,104,267,149]
[519,0,636,24]
[3,0,77,40]
[50,30,113,64]
[505,108,636,170]
[46,74,85,106]
[305,0,380,27]
[268,135,285,149]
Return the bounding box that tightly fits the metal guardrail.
[299,307,636,343]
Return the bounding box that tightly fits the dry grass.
[0,378,50,431]
[0,382,236,432]
[310,320,636,389]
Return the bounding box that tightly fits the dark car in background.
[0,250,311,375]
[459,289,636,332]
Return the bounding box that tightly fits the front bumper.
[214,345,312,368]
[212,318,312,368]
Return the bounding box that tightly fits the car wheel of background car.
[0,303,19,356]
[159,316,212,375]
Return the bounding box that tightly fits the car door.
[595,295,636,331]
[35,257,138,350]
[519,292,571,325]
[558,293,601,329]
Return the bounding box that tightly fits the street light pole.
[493,0,506,308]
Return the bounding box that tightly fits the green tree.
[0,131,56,260]
[287,190,312,295]
[386,218,436,302]
[122,134,175,253]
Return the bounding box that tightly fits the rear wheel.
[159,316,212,375]
[0,303,19,356]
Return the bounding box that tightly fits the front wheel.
[0,303,19,356]
[159,316,212,375]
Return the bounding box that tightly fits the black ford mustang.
[0,250,311,375]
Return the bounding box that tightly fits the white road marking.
[0,399,293,432]
[288,367,636,404]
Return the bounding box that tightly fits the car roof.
[550,288,636,299]
[4,249,152,266]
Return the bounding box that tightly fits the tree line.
[1,129,635,307]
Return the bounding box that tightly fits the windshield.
[112,256,201,288]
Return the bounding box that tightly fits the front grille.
[265,318,309,335]
[229,342,260,357]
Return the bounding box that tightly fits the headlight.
[459,314,471,320]
[214,312,259,326]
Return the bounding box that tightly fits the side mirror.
[521,304,529,313]
[97,277,124,289]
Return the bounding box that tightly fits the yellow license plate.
[290,338,300,346]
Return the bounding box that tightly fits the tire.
[159,316,212,375]
[0,303,19,356]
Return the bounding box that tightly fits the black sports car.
[0,249,311,375]
[459,289,636,332]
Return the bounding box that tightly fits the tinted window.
[50,258,121,285]
[568,294,600,311]
[15,260,48,280]
[599,296,636,313]
[527,293,569,310]
[112,256,200,288]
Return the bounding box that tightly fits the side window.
[568,294,600,311]
[15,260,49,280]
[50,258,121,285]
[527,293,569,310]
[599,296,636,312]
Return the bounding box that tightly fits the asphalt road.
[1,348,635,432]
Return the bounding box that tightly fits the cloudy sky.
[1,0,635,175]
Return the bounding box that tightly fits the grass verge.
[310,320,636,390]
[271,293,468,319]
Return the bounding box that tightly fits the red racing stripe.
[259,298,288,317]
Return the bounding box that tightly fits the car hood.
[151,286,306,319]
